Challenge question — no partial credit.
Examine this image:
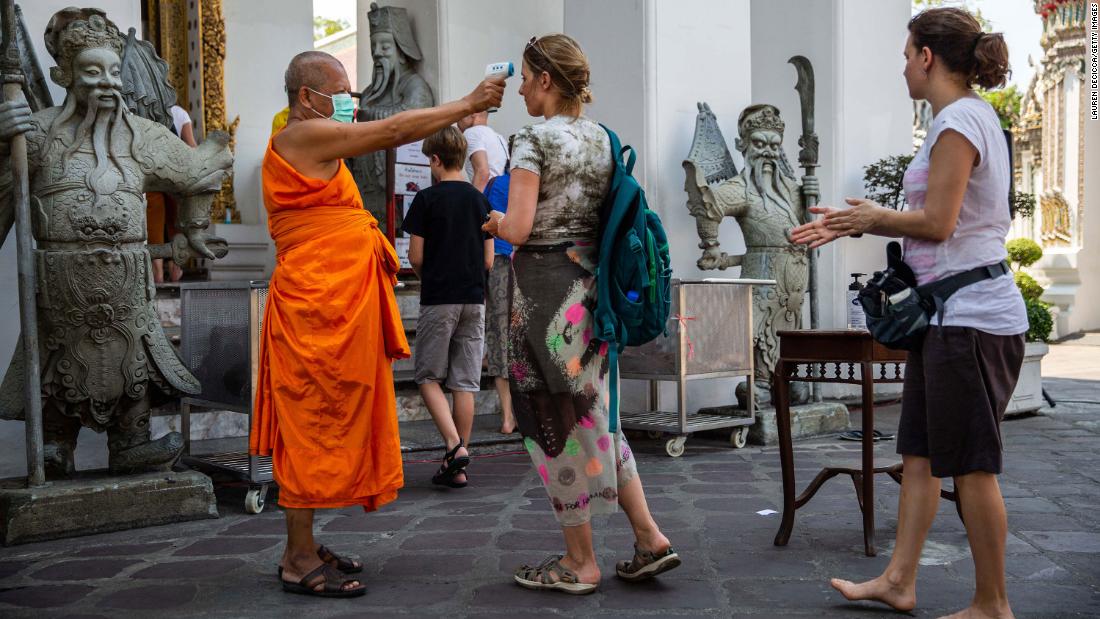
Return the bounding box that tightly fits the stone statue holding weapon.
[788,54,822,402]
[1,0,45,485]
[0,7,233,479]
[683,58,821,408]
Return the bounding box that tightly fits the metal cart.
[179,281,273,513]
[619,278,773,457]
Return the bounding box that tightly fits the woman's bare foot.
[830,575,917,612]
[936,603,1014,619]
[499,415,517,434]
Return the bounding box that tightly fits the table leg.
[774,360,796,547]
[861,362,876,557]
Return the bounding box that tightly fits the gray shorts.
[414,304,485,392]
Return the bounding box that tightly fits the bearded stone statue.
[0,8,232,478]
[684,103,817,407]
[350,2,433,228]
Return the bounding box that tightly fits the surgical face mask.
[306,87,356,123]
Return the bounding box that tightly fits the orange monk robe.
[250,137,410,511]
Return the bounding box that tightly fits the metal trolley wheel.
[245,484,269,515]
[665,436,687,458]
[730,427,748,449]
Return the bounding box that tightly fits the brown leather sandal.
[513,555,598,595]
[281,563,365,598]
[276,545,363,579]
[317,544,363,574]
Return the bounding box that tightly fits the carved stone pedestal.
[748,402,850,446]
[0,470,217,546]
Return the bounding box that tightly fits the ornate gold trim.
[145,0,189,105]
[200,0,238,222]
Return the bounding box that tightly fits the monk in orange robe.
[251,51,503,598]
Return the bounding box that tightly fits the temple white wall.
[222,0,313,227]
[206,0,312,280]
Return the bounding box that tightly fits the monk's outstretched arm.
[277,78,504,165]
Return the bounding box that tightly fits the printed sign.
[395,163,432,197]
[395,140,429,165]
[395,237,411,270]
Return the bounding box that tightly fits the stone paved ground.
[0,338,1098,618]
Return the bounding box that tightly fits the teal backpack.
[594,124,673,433]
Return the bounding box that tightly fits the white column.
[356,0,374,93]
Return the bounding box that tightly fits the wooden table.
[771,330,956,557]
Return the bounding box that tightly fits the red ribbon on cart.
[673,314,697,360]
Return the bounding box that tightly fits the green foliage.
[862,154,914,210]
[1004,237,1052,341]
[313,16,350,41]
[1010,191,1036,220]
[1024,297,1054,342]
[1006,238,1043,269]
[978,85,1022,130]
[1014,272,1043,300]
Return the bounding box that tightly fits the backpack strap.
[620,145,636,175]
[597,123,628,434]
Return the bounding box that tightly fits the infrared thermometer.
[484,61,513,112]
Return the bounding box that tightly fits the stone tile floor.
[0,337,1097,618]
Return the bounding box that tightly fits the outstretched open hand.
[790,198,882,248]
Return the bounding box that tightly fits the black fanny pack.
[858,241,1009,351]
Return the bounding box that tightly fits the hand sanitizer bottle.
[847,273,867,330]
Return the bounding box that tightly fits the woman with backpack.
[791,8,1026,618]
[482,34,680,595]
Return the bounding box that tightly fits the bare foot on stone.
[936,604,1015,619]
[830,576,917,612]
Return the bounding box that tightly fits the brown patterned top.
[510,115,611,243]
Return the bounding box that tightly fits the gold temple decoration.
[201,0,239,221]
[1040,190,1072,247]
[143,0,238,222]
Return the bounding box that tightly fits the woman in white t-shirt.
[792,8,1025,619]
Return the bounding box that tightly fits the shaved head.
[284,51,348,108]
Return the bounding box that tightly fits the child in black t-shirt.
[402,125,493,489]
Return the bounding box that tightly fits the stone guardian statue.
[683,103,818,407]
[350,2,434,227]
[0,8,232,478]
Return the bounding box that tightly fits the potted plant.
[1005,238,1053,415]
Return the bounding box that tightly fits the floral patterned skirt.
[509,241,637,527]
